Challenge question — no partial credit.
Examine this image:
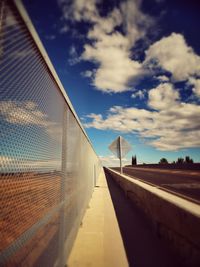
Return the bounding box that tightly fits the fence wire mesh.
[0,1,101,266]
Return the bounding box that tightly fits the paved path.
[67,171,128,267]
[67,170,182,267]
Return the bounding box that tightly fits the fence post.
[58,106,68,267]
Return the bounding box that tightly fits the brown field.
[5,214,60,267]
[0,170,78,266]
[0,172,62,252]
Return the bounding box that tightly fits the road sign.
[109,136,132,174]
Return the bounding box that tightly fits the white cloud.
[87,8,123,37]
[84,90,200,151]
[0,101,46,125]
[188,77,200,97]
[68,45,81,65]
[5,10,18,28]
[131,90,146,99]
[45,35,56,40]
[148,83,179,110]
[145,33,200,81]
[120,0,154,44]
[59,24,69,34]
[0,101,62,141]
[80,4,145,92]
[0,155,61,172]
[80,0,152,93]
[58,2,200,96]
[69,45,77,56]
[85,106,156,133]
[81,70,94,78]
[149,130,200,151]
[82,35,143,92]
[59,0,153,93]
[58,0,99,22]
[10,50,33,59]
[99,155,130,167]
[156,75,169,82]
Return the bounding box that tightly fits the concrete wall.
[105,167,200,267]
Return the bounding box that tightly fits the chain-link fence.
[0,1,101,266]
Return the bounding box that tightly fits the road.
[113,167,200,203]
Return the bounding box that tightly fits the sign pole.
[119,136,123,174]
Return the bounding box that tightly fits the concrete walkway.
[67,171,128,267]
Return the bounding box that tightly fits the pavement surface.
[67,171,128,267]
[67,170,182,267]
[113,167,200,202]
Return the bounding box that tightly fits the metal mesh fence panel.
[0,1,101,266]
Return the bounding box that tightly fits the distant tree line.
[159,156,194,164]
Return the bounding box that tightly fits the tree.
[132,155,137,165]
[159,158,168,164]
[176,157,184,164]
[185,156,194,163]
[132,156,135,165]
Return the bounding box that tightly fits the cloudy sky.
[23,0,200,165]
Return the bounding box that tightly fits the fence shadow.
[104,169,181,267]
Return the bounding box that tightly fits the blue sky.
[22,0,200,165]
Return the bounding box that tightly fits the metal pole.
[0,1,5,58]
[119,136,123,174]
[59,106,68,267]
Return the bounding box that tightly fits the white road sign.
[108,136,132,173]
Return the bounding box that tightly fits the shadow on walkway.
[105,171,182,267]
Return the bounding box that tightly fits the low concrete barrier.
[105,167,200,267]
